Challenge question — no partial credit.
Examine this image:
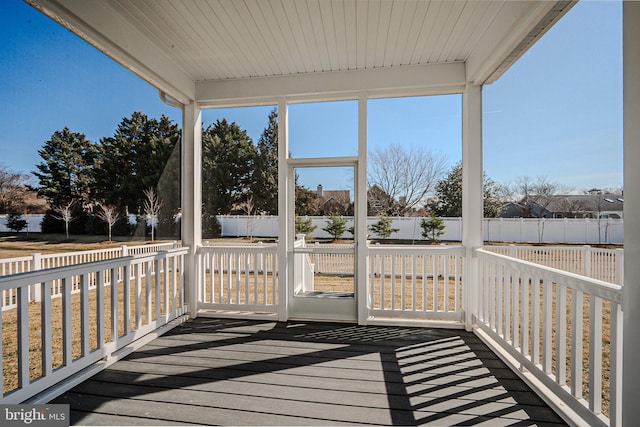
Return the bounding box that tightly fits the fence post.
[30,253,42,302]
[509,244,516,259]
[121,245,128,257]
[582,245,591,278]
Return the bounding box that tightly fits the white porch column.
[623,2,640,424]
[277,99,289,321]
[462,83,483,331]
[182,102,202,319]
[357,93,368,325]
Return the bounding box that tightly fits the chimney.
[317,184,323,198]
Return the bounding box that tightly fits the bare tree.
[0,164,32,213]
[96,203,122,241]
[236,195,257,240]
[52,200,75,239]
[143,187,164,241]
[368,144,448,216]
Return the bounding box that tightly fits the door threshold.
[296,291,355,299]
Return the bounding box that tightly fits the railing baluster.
[42,279,52,377]
[111,267,118,341]
[62,276,72,366]
[96,270,104,349]
[556,283,567,385]
[17,286,29,388]
[542,279,553,375]
[571,288,583,399]
[532,275,540,366]
[589,296,603,414]
[610,302,623,427]
[81,273,90,357]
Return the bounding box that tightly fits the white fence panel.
[216,216,623,244]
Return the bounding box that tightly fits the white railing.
[367,245,464,321]
[197,243,278,314]
[0,247,188,403]
[486,245,624,285]
[308,242,355,275]
[0,242,181,310]
[293,237,314,294]
[475,249,622,427]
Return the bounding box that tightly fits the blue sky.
[0,0,622,194]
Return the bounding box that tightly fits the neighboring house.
[501,194,624,219]
[314,185,351,215]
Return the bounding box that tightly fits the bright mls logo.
[1,405,69,427]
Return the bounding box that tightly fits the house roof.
[545,194,624,213]
[26,0,575,106]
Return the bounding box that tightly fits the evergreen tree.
[94,112,180,238]
[33,128,97,234]
[323,214,348,241]
[34,127,97,207]
[6,213,27,233]
[427,162,505,218]
[420,214,445,243]
[295,215,317,238]
[252,108,279,214]
[202,119,257,219]
[369,216,399,240]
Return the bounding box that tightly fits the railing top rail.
[0,247,188,290]
[0,255,33,263]
[294,247,354,254]
[476,248,622,303]
[486,244,622,254]
[198,244,277,254]
[368,244,464,254]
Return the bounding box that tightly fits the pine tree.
[202,119,257,218]
[420,214,445,243]
[33,128,97,234]
[369,216,399,240]
[323,214,348,241]
[93,112,180,238]
[252,109,279,214]
[6,213,27,233]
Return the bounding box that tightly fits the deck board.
[52,318,567,426]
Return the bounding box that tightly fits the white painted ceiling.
[26,0,575,105]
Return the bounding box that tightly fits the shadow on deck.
[53,318,567,426]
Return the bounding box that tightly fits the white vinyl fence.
[216,215,624,244]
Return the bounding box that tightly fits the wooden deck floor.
[52,318,567,426]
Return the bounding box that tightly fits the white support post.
[357,92,369,325]
[182,102,202,319]
[277,99,289,321]
[30,253,42,302]
[462,83,483,331]
[623,2,640,424]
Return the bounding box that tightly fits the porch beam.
[623,2,640,425]
[29,0,196,104]
[182,103,202,318]
[196,63,466,108]
[462,84,483,331]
